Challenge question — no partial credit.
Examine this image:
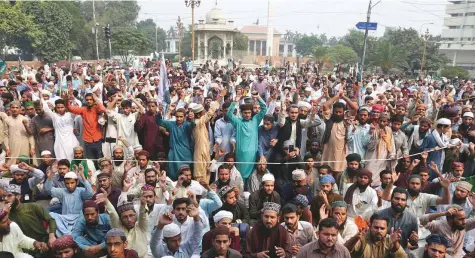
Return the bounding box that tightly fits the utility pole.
[185,0,201,61]
[105,24,112,59]
[92,0,99,60]
[155,18,158,54]
[421,28,430,79]
[266,0,274,63]
[360,0,381,82]
[177,16,183,61]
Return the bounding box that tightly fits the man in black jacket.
[249,173,281,226]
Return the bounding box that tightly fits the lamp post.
[185,0,201,61]
[177,16,183,61]
[144,13,159,55]
[421,28,430,79]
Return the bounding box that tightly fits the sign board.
[356,22,378,30]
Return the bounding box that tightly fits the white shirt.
[407,193,439,217]
[0,222,35,257]
[348,187,378,220]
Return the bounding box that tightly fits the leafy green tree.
[295,34,325,56]
[21,1,73,62]
[440,66,469,80]
[111,27,149,64]
[328,36,339,46]
[137,19,166,54]
[327,45,358,64]
[339,29,377,61]
[233,32,248,51]
[369,41,408,73]
[383,28,448,73]
[0,2,40,54]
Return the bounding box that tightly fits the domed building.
[195,4,237,62]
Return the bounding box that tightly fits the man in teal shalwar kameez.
[155,108,194,181]
[227,95,267,182]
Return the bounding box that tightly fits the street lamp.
[421,28,430,79]
[184,0,201,61]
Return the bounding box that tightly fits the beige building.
[240,25,282,57]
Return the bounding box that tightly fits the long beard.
[218,179,230,187]
[259,221,278,237]
[299,114,308,119]
[347,168,358,178]
[331,114,344,123]
[391,204,406,213]
[453,195,466,205]
[182,180,191,187]
[407,188,420,197]
[357,182,369,192]
[294,185,309,195]
[113,158,124,166]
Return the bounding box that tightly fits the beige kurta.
[321,121,346,172]
[192,102,219,182]
[4,114,35,165]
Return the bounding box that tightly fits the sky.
[137,0,449,38]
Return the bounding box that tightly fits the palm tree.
[369,41,408,74]
[284,30,292,42]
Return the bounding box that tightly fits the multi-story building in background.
[439,0,475,75]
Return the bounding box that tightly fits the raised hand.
[390,227,402,243]
[411,159,420,167]
[319,204,329,221]
[94,188,109,204]
[187,204,199,218]
[199,179,211,191]
[440,177,451,188]
[124,160,132,173]
[158,212,173,227]
[421,151,428,160]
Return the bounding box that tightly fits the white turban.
[163,223,181,238]
[213,210,233,223]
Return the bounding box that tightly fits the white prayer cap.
[64,172,78,179]
[262,173,275,182]
[292,169,306,181]
[40,150,52,156]
[213,210,233,223]
[283,140,294,148]
[10,165,28,174]
[91,85,100,92]
[464,112,474,118]
[187,184,204,196]
[297,101,311,109]
[47,82,54,87]
[216,77,222,83]
[305,87,312,92]
[191,104,204,114]
[163,223,181,238]
[41,90,51,96]
[149,77,155,81]
[149,86,156,91]
[437,118,451,126]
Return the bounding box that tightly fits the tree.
[111,27,149,64]
[0,2,40,55]
[369,41,408,73]
[328,36,339,46]
[20,1,73,62]
[327,45,358,64]
[383,28,448,73]
[440,66,469,80]
[339,29,377,61]
[295,34,324,56]
[137,19,166,54]
[233,32,248,51]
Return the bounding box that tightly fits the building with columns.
[194,6,237,62]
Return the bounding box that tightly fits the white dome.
[206,8,226,24]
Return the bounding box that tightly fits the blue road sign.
[356,22,378,30]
